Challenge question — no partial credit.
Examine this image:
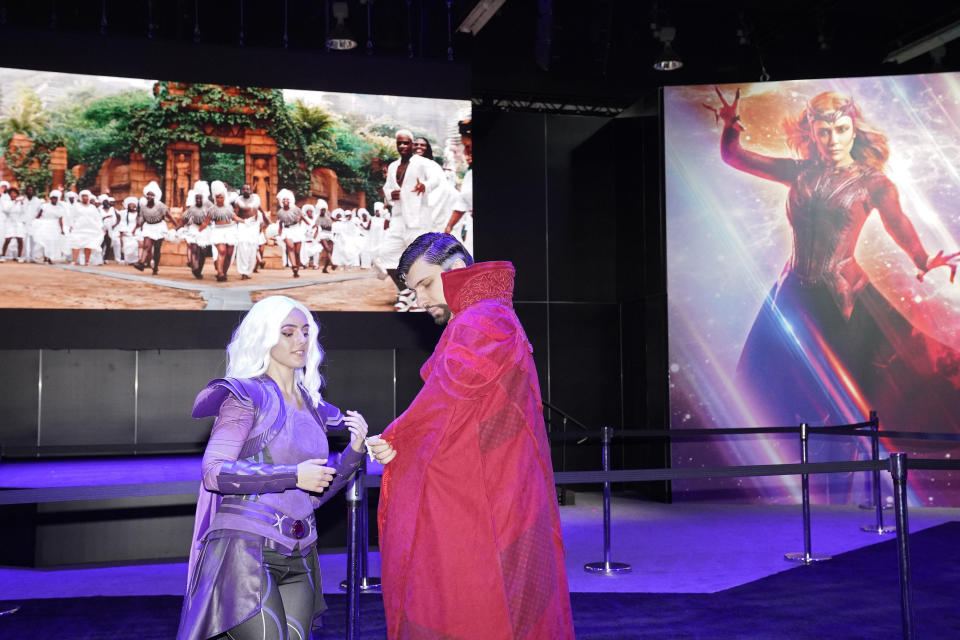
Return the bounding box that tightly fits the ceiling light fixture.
[458,0,506,36]
[327,1,358,51]
[653,26,682,71]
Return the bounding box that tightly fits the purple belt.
[219,498,314,539]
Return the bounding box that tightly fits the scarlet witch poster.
[665,74,960,506]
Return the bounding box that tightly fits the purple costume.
[176,376,363,640]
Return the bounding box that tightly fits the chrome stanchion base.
[0,606,20,616]
[858,502,892,510]
[784,552,831,564]
[584,561,632,575]
[860,524,896,534]
[340,577,382,592]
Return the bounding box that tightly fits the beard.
[427,304,452,325]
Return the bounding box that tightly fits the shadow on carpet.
[1,522,957,639]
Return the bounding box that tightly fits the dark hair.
[415,137,434,160]
[458,118,472,137]
[398,233,474,282]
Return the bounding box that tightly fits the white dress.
[139,201,170,240]
[32,202,65,259]
[235,211,262,275]
[68,202,105,250]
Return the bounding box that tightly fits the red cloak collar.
[440,260,515,315]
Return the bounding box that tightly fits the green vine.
[130,82,311,198]
[1,131,72,194]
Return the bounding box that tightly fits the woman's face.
[413,138,428,156]
[269,308,310,371]
[215,194,225,207]
[812,115,855,166]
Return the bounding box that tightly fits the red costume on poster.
[377,261,575,640]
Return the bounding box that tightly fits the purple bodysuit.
[176,376,362,640]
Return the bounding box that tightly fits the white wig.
[193,180,210,197]
[277,188,294,204]
[143,181,162,200]
[225,295,325,407]
[186,189,196,204]
[211,180,228,199]
[396,129,414,140]
[315,198,328,212]
[123,196,138,208]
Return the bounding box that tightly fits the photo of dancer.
[665,74,960,506]
[0,66,470,311]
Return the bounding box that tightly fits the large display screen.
[665,73,960,506]
[0,66,471,311]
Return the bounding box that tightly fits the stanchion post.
[341,457,381,592]
[890,453,915,640]
[585,426,631,575]
[785,423,831,564]
[862,411,895,533]
[344,467,362,640]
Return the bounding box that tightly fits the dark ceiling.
[2,1,959,111]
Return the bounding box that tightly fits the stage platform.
[1,493,957,599]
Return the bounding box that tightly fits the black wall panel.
[39,350,136,447]
[0,350,40,450]
[137,349,223,446]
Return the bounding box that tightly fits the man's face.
[242,184,251,197]
[396,135,413,158]
[26,186,35,198]
[81,194,90,205]
[406,257,458,325]
[50,196,58,205]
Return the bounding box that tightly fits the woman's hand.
[345,410,369,452]
[918,250,960,283]
[365,436,397,465]
[296,458,336,493]
[703,86,745,132]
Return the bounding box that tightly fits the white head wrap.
[49,189,62,200]
[143,181,162,200]
[332,208,343,220]
[192,180,210,197]
[123,196,138,208]
[0,180,9,189]
[79,189,94,201]
[66,191,77,201]
[315,199,328,212]
[302,204,316,215]
[186,190,196,205]
[358,207,369,217]
[227,191,239,206]
[97,194,109,203]
[210,180,228,199]
[277,188,294,204]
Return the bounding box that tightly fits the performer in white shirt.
[444,119,474,256]
[20,185,44,263]
[412,136,460,235]
[1,185,23,262]
[375,130,436,310]
[276,188,306,278]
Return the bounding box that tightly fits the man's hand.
[345,410,369,452]
[296,458,336,493]
[365,437,397,465]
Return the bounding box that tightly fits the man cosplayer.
[367,233,575,640]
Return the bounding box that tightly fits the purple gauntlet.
[216,460,299,494]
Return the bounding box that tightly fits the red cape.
[378,261,574,640]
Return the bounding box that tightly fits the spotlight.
[327,1,358,51]
[653,26,682,71]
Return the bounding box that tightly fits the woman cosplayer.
[708,88,960,433]
[177,295,368,640]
